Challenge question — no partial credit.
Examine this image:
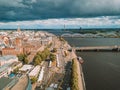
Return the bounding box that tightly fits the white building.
[29,65,40,78]
[37,67,45,83]
[0,55,18,66]
[56,54,60,67]
[0,61,23,78]
[19,65,34,73]
[11,61,22,70]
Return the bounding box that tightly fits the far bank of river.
[64,37,120,90]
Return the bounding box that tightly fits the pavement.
[61,61,72,90]
[11,75,28,90]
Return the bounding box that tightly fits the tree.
[13,67,19,74]
[44,48,50,58]
[33,48,50,65]
[17,54,24,61]
[71,59,79,90]
[50,53,56,62]
[37,51,41,56]
[34,59,40,66]
[31,77,37,84]
[17,54,28,64]
[24,57,28,64]
[40,53,46,61]
[53,48,57,53]
[47,42,52,48]
[33,55,42,66]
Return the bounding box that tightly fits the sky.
[0,0,120,29]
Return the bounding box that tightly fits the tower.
[64,24,65,30]
[17,26,21,32]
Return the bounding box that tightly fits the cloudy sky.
[0,0,120,29]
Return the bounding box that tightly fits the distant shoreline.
[0,28,120,31]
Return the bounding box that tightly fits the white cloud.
[0,16,120,29]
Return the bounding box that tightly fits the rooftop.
[19,65,33,71]
[2,48,15,50]
[0,55,18,61]
[29,65,40,77]
[0,63,10,73]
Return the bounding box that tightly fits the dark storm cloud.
[0,0,120,21]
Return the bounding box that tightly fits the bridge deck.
[73,46,120,51]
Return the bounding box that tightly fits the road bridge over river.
[70,45,120,51]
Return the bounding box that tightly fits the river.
[64,37,120,90]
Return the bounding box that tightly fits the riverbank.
[70,50,85,90]
[71,58,84,90]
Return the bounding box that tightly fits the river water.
[64,37,120,90]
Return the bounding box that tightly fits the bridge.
[69,45,120,51]
[61,33,99,37]
[61,33,84,37]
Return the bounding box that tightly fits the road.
[61,61,72,90]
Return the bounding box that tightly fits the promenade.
[71,50,85,90]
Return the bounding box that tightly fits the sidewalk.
[11,75,28,90]
[76,59,84,90]
[71,50,85,90]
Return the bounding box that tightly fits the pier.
[70,45,120,51]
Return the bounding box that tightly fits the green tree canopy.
[53,48,57,53]
[17,54,28,64]
[50,53,56,62]
[71,59,79,90]
[33,55,42,66]
[31,77,37,84]
[33,48,50,65]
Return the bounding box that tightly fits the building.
[14,38,22,47]
[3,36,10,46]
[29,65,40,78]
[0,62,22,79]
[23,44,35,54]
[0,55,18,66]
[11,62,22,71]
[17,26,21,32]
[0,77,18,90]
[1,47,23,56]
[19,65,34,73]
[0,64,12,78]
[37,67,45,83]
[40,36,52,46]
